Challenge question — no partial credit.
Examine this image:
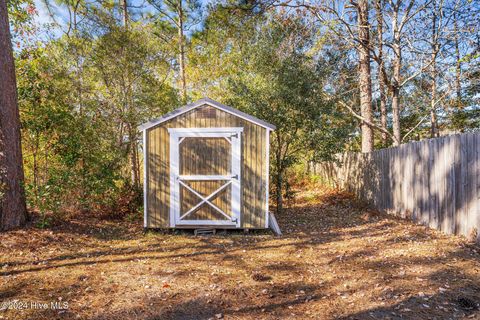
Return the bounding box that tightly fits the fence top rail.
[339,131,480,156]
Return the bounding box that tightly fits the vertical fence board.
[314,132,479,239]
[475,134,480,242]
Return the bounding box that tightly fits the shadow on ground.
[1,189,479,320]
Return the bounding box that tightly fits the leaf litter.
[0,186,479,319]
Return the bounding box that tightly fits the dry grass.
[1,187,480,320]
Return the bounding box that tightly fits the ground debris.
[0,187,479,320]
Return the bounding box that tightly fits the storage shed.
[139,98,276,229]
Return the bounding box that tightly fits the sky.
[32,0,64,39]
[31,0,209,41]
[34,0,53,24]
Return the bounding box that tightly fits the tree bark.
[430,59,438,137]
[453,9,462,107]
[0,0,27,230]
[177,1,187,104]
[123,0,129,28]
[391,6,402,146]
[375,0,388,145]
[357,0,374,152]
[126,124,140,189]
[275,134,283,214]
[391,46,401,145]
[33,133,39,195]
[430,0,438,138]
[130,141,140,189]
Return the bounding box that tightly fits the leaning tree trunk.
[0,0,27,230]
[357,0,374,153]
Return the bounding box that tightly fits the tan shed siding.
[146,126,170,228]
[146,104,267,228]
[146,128,154,227]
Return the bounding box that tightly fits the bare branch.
[402,115,429,142]
[400,57,435,87]
[331,96,395,139]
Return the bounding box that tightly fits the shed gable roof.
[138,98,276,131]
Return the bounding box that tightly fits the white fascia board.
[138,98,276,131]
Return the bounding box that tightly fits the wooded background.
[313,131,479,241]
[1,0,479,229]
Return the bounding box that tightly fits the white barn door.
[169,128,242,227]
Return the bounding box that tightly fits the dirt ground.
[1,187,480,320]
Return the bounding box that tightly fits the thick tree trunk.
[391,7,402,146]
[375,0,388,145]
[178,1,187,104]
[0,0,27,230]
[391,45,401,146]
[357,0,374,152]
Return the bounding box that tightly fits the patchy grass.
[1,187,480,320]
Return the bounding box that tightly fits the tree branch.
[402,115,428,142]
[332,96,394,139]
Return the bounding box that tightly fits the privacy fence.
[312,132,479,241]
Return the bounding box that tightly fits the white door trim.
[168,127,244,134]
[169,127,242,227]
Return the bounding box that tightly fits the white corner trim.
[169,133,178,227]
[231,130,241,228]
[265,129,270,228]
[143,129,147,228]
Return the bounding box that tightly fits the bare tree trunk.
[130,142,140,189]
[122,0,138,188]
[275,170,283,215]
[357,0,374,152]
[127,124,140,189]
[123,0,129,28]
[430,62,438,137]
[275,135,283,215]
[391,48,401,145]
[391,6,402,146]
[135,143,141,189]
[430,0,438,138]
[375,0,388,145]
[44,142,49,185]
[33,134,39,195]
[178,1,187,104]
[0,0,27,230]
[453,9,462,107]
